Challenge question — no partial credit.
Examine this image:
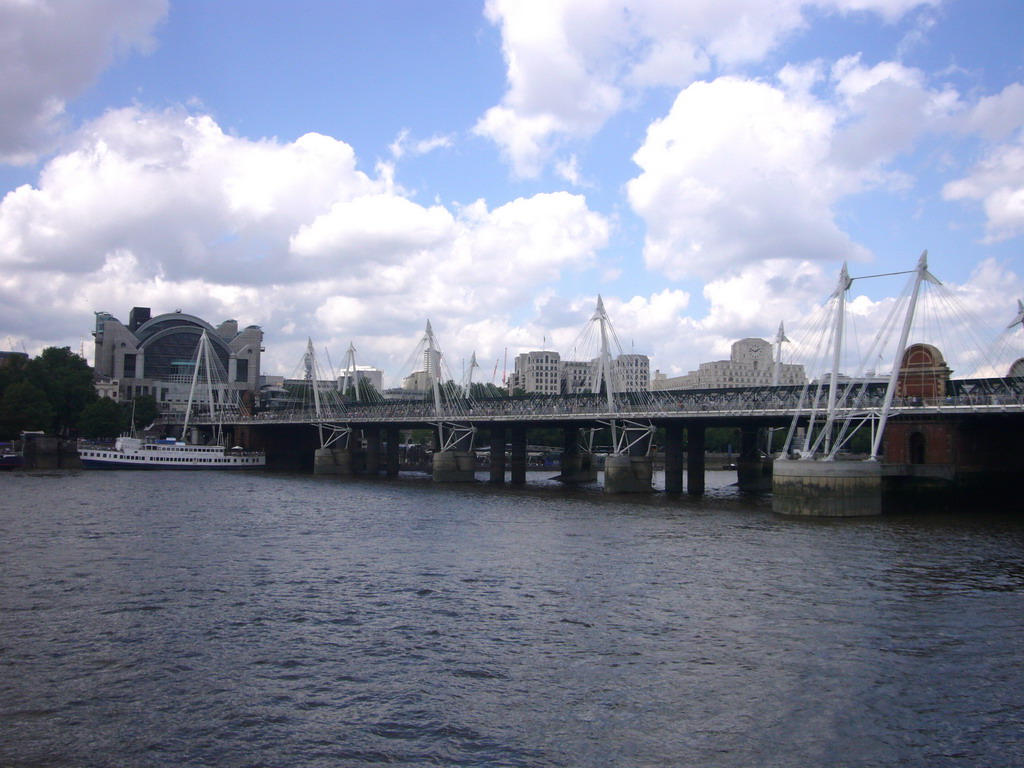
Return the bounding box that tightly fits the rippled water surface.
[1,469,1022,767]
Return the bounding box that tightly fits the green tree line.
[0,347,157,440]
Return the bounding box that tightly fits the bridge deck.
[163,383,1024,428]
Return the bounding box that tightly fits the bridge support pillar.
[664,424,685,493]
[365,427,382,475]
[489,425,506,483]
[687,425,705,495]
[559,426,597,483]
[385,426,400,477]
[510,425,527,485]
[560,451,582,479]
[313,447,336,475]
[773,459,882,516]
[737,426,772,493]
[432,450,476,482]
[603,453,653,493]
[313,447,354,475]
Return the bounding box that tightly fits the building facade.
[510,350,652,395]
[339,366,384,395]
[93,307,263,411]
[613,353,651,392]
[653,337,806,390]
[510,351,563,395]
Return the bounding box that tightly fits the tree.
[122,394,159,431]
[0,353,28,401]
[78,397,125,440]
[470,382,507,398]
[701,427,741,453]
[25,347,97,436]
[526,427,563,447]
[409,428,434,446]
[344,378,384,403]
[0,380,55,439]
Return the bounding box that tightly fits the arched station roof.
[135,312,232,380]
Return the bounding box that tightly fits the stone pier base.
[432,450,476,482]
[603,454,653,494]
[22,437,79,469]
[772,459,882,517]
[313,447,354,475]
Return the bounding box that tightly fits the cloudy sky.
[1,0,1022,384]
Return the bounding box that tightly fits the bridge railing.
[161,382,1024,427]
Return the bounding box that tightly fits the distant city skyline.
[1,1,1022,383]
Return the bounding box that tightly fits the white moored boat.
[79,436,265,469]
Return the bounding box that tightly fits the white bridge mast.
[589,295,654,456]
[869,251,938,459]
[182,330,223,445]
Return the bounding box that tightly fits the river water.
[1,469,1021,767]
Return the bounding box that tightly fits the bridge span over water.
[161,254,1024,515]
[166,378,1024,512]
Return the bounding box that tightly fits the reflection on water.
[1,469,1021,767]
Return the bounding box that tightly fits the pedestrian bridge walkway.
[168,377,1024,428]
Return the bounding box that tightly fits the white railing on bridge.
[161,384,1024,428]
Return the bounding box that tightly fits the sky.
[1,0,1023,385]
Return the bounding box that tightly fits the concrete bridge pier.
[558,426,598,483]
[737,426,772,493]
[603,453,653,493]
[385,426,400,477]
[603,432,653,494]
[365,427,382,475]
[773,459,882,516]
[489,425,506,483]
[313,447,336,475]
[664,424,685,493]
[313,446,355,475]
[432,429,476,482]
[432,450,476,481]
[687,425,706,495]
[510,425,527,485]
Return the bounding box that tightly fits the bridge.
[161,253,1024,515]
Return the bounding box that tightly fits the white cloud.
[473,105,570,179]
[943,132,1024,243]
[0,107,381,282]
[959,84,1024,141]
[626,53,974,281]
[934,84,1024,243]
[829,55,959,169]
[389,129,454,159]
[0,0,168,163]
[555,154,584,186]
[0,106,610,376]
[702,260,831,332]
[476,0,938,177]
[290,195,456,264]
[627,76,864,279]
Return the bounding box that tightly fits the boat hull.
[79,456,265,469]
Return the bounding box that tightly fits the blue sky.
[1,0,1022,383]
